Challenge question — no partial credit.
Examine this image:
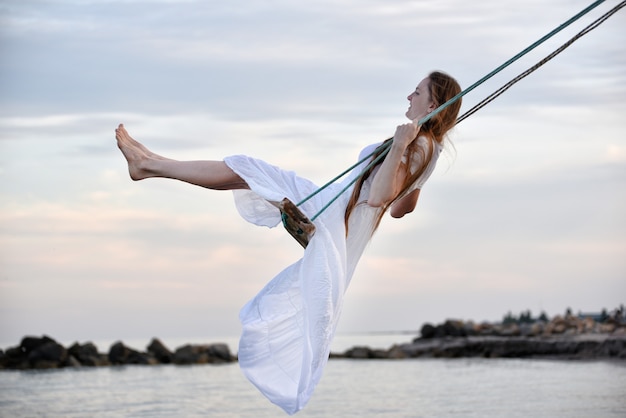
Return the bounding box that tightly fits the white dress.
[223,137,441,414]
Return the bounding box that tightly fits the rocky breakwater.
[334,312,626,360]
[0,336,236,370]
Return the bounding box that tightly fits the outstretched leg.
[115,124,249,190]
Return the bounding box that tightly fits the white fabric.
[223,137,440,414]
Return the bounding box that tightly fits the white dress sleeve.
[401,136,442,193]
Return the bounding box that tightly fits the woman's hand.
[368,122,420,208]
[393,122,421,149]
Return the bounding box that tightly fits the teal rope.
[456,0,625,125]
[309,143,390,221]
[303,0,607,221]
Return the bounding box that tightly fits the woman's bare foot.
[115,124,161,180]
[115,123,248,190]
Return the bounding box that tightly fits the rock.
[600,323,616,333]
[66,355,82,368]
[518,323,532,337]
[442,320,466,337]
[342,346,388,359]
[108,341,130,364]
[2,336,238,369]
[416,320,469,339]
[1,335,70,370]
[206,343,234,362]
[386,334,626,360]
[463,321,478,336]
[3,336,69,369]
[108,341,157,365]
[500,324,521,337]
[546,315,569,335]
[597,337,626,358]
[476,322,495,336]
[20,335,56,354]
[529,322,544,337]
[433,324,447,338]
[343,346,372,359]
[564,328,578,336]
[613,327,626,337]
[173,344,235,365]
[68,342,109,367]
[386,345,408,359]
[553,324,566,334]
[581,317,596,333]
[27,340,68,369]
[147,338,173,364]
[173,345,203,364]
[365,311,626,361]
[0,346,29,369]
[419,323,436,339]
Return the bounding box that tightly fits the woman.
[115,71,461,414]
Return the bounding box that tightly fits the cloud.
[0,0,624,344]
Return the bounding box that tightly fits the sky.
[0,0,625,349]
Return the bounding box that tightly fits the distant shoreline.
[332,314,626,360]
[332,333,626,360]
[2,333,625,371]
[3,312,625,369]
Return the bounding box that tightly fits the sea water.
[1,356,625,417]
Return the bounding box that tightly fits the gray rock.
[68,342,108,367]
[0,346,29,369]
[66,355,82,368]
[147,338,173,364]
[206,343,234,362]
[420,323,436,339]
[108,341,156,365]
[20,335,56,354]
[173,343,235,364]
[172,344,202,364]
[28,340,68,368]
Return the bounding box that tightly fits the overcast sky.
[1,0,624,349]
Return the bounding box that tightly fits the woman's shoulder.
[403,135,442,173]
[416,134,441,150]
[358,141,385,160]
[357,136,440,163]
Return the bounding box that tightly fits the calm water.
[1,358,625,417]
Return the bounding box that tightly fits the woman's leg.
[115,124,249,190]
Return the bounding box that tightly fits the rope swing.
[281,0,624,248]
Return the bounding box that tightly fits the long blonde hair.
[344,71,462,233]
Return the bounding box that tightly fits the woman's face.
[406,77,435,121]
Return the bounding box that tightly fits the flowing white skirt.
[224,148,379,414]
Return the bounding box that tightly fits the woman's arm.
[389,189,420,218]
[367,122,420,208]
